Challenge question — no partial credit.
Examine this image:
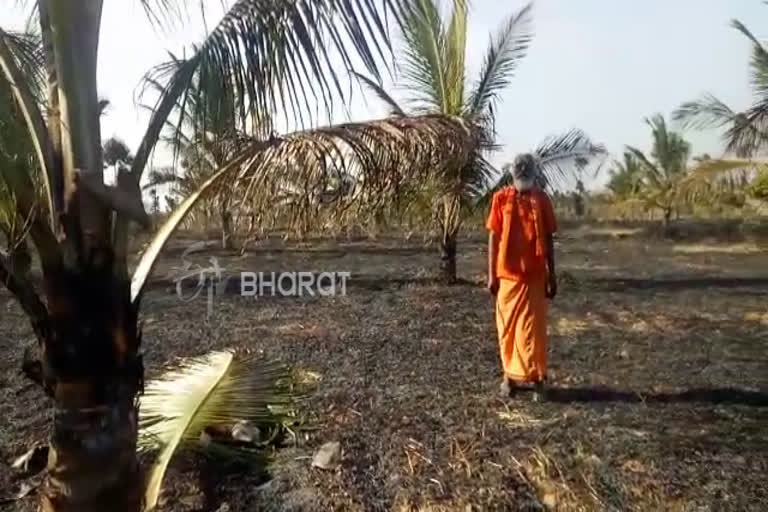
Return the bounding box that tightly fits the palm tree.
[0,2,482,510]
[674,17,768,157]
[606,152,644,200]
[625,114,691,229]
[143,66,273,249]
[672,15,768,205]
[359,0,605,282]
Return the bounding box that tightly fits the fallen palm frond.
[138,349,297,510]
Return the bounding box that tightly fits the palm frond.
[731,19,768,97]
[142,168,183,190]
[133,114,478,301]
[0,28,55,224]
[645,114,690,177]
[532,129,607,188]
[673,93,737,129]
[674,19,768,158]
[444,0,468,115]
[353,71,405,116]
[399,0,449,113]
[232,114,480,227]
[139,349,296,511]
[130,151,251,304]
[728,103,768,157]
[132,0,407,183]
[139,0,186,29]
[474,168,513,211]
[687,158,768,180]
[625,146,664,188]
[466,2,532,118]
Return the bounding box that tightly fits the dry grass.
[672,242,766,255]
[1,226,767,511]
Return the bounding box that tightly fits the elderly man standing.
[486,154,558,402]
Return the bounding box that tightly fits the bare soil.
[1,226,767,511]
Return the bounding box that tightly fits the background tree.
[103,136,133,185]
[606,151,643,200]
[624,114,691,229]
[360,0,605,282]
[672,14,768,210]
[0,2,484,510]
[674,17,768,157]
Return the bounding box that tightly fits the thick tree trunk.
[43,395,142,512]
[439,232,457,284]
[39,268,144,512]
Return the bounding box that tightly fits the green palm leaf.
[533,128,607,187]
[399,0,449,113]
[673,93,737,130]
[674,17,768,157]
[444,0,468,115]
[353,71,405,116]
[466,2,532,118]
[139,350,296,510]
[131,0,408,184]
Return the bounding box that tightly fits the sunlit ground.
[1,225,767,511]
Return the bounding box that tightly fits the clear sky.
[5,0,766,189]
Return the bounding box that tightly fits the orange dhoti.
[495,276,549,382]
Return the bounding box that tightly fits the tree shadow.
[544,386,768,407]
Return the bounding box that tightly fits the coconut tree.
[143,66,273,248]
[359,0,605,282]
[674,17,768,157]
[622,114,693,229]
[606,152,644,200]
[672,15,768,205]
[0,1,483,510]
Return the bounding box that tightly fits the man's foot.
[499,377,516,398]
[532,380,547,402]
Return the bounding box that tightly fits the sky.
[5,0,766,190]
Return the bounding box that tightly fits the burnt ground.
[1,226,767,511]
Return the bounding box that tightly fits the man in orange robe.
[486,154,558,401]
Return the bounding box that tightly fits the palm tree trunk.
[662,206,673,235]
[43,396,142,512]
[34,4,145,508]
[220,202,232,250]
[437,195,461,284]
[40,272,144,512]
[439,231,457,283]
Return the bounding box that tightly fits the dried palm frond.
[231,114,480,229]
[130,114,479,302]
[138,349,297,510]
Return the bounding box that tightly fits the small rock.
[312,441,341,470]
[232,420,260,443]
[619,350,629,360]
[215,503,231,512]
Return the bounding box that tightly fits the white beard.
[513,176,534,192]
